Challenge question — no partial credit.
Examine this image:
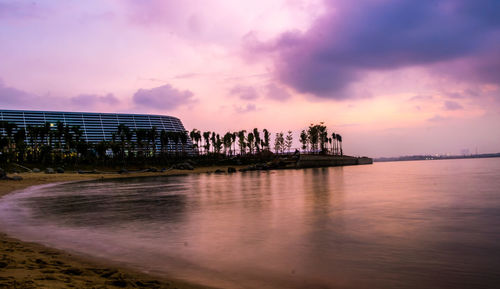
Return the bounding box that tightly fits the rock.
[173,162,194,170]
[32,168,41,173]
[185,159,197,166]
[56,167,65,173]
[108,279,128,287]
[255,163,269,170]
[10,175,23,181]
[118,168,128,174]
[45,168,55,174]
[147,167,158,172]
[214,169,225,174]
[61,268,83,276]
[227,167,236,173]
[246,165,257,171]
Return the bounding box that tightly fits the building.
[0,109,192,153]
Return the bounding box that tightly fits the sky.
[0,0,499,157]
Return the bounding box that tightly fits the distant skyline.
[1,0,499,157]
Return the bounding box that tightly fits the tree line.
[0,121,190,166]
[189,122,343,156]
[1,120,343,167]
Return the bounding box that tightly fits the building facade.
[0,109,192,153]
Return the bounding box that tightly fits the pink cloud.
[0,1,44,19]
[443,100,464,111]
[71,93,119,107]
[133,83,195,110]
[265,83,291,101]
[234,103,257,113]
[230,85,259,100]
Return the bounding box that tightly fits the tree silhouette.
[238,130,246,155]
[253,128,261,153]
[263,129,270,151]
[285,131,293,153]
[300,130,308,152]
[203,131,211,155]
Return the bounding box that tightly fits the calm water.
[1,159,500,289]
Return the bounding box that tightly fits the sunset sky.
[1,0,499,157]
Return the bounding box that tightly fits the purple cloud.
[428,115,447,122]
[0,79,123,111]
[71,93,119,107]
[234,103,257,113]
[0,78,32,106]
[0,79,72,110]
[133,83,195,110]
[246,0,500,98]
[122,0,226,42]
[409,95,434,101]
[230,85,259,100]
[0,1,43,19]
[265,83,291,101]
[443,100,463,111]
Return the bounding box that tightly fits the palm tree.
[331,132,337,155]
[160,130,167,156]
[14,128,26,162]
[44,122,53,147]
[253,128,261,153]
[126,128,133,158]
[63,125,73,153]
[166,131,178,156]
[300,130,308,152]
[262,129,270,151]
[95,140,109,162]
[149,126,158,156]
[214,134,222,154]
[203,131,211,155]
[210,132,216,154]
[56,121,65,159]
[317,123,327,153]
[247,132,255,154]
[26,125,39,161]
[190,129,200,155]
[117,124,130,161]
[231,132,237,156]
[135,129,148,157]
[238,130,246,155]
[71,126,84,148]
[179,131,188,156]
[171,131,181,156]
[337,134,343,156]
[307,124,319,153]
[223,132,233,156]
[3,121,17,160]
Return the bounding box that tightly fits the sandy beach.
[0,167,237,289]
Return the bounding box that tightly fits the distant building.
[0,109,192,153]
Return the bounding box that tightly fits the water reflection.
[1,159,500,289]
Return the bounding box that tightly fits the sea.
[1,158,499,289]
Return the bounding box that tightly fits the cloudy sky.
[1,0,499,157]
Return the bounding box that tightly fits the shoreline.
[0,167,240,289]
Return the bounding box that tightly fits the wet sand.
[0,167,239,289]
